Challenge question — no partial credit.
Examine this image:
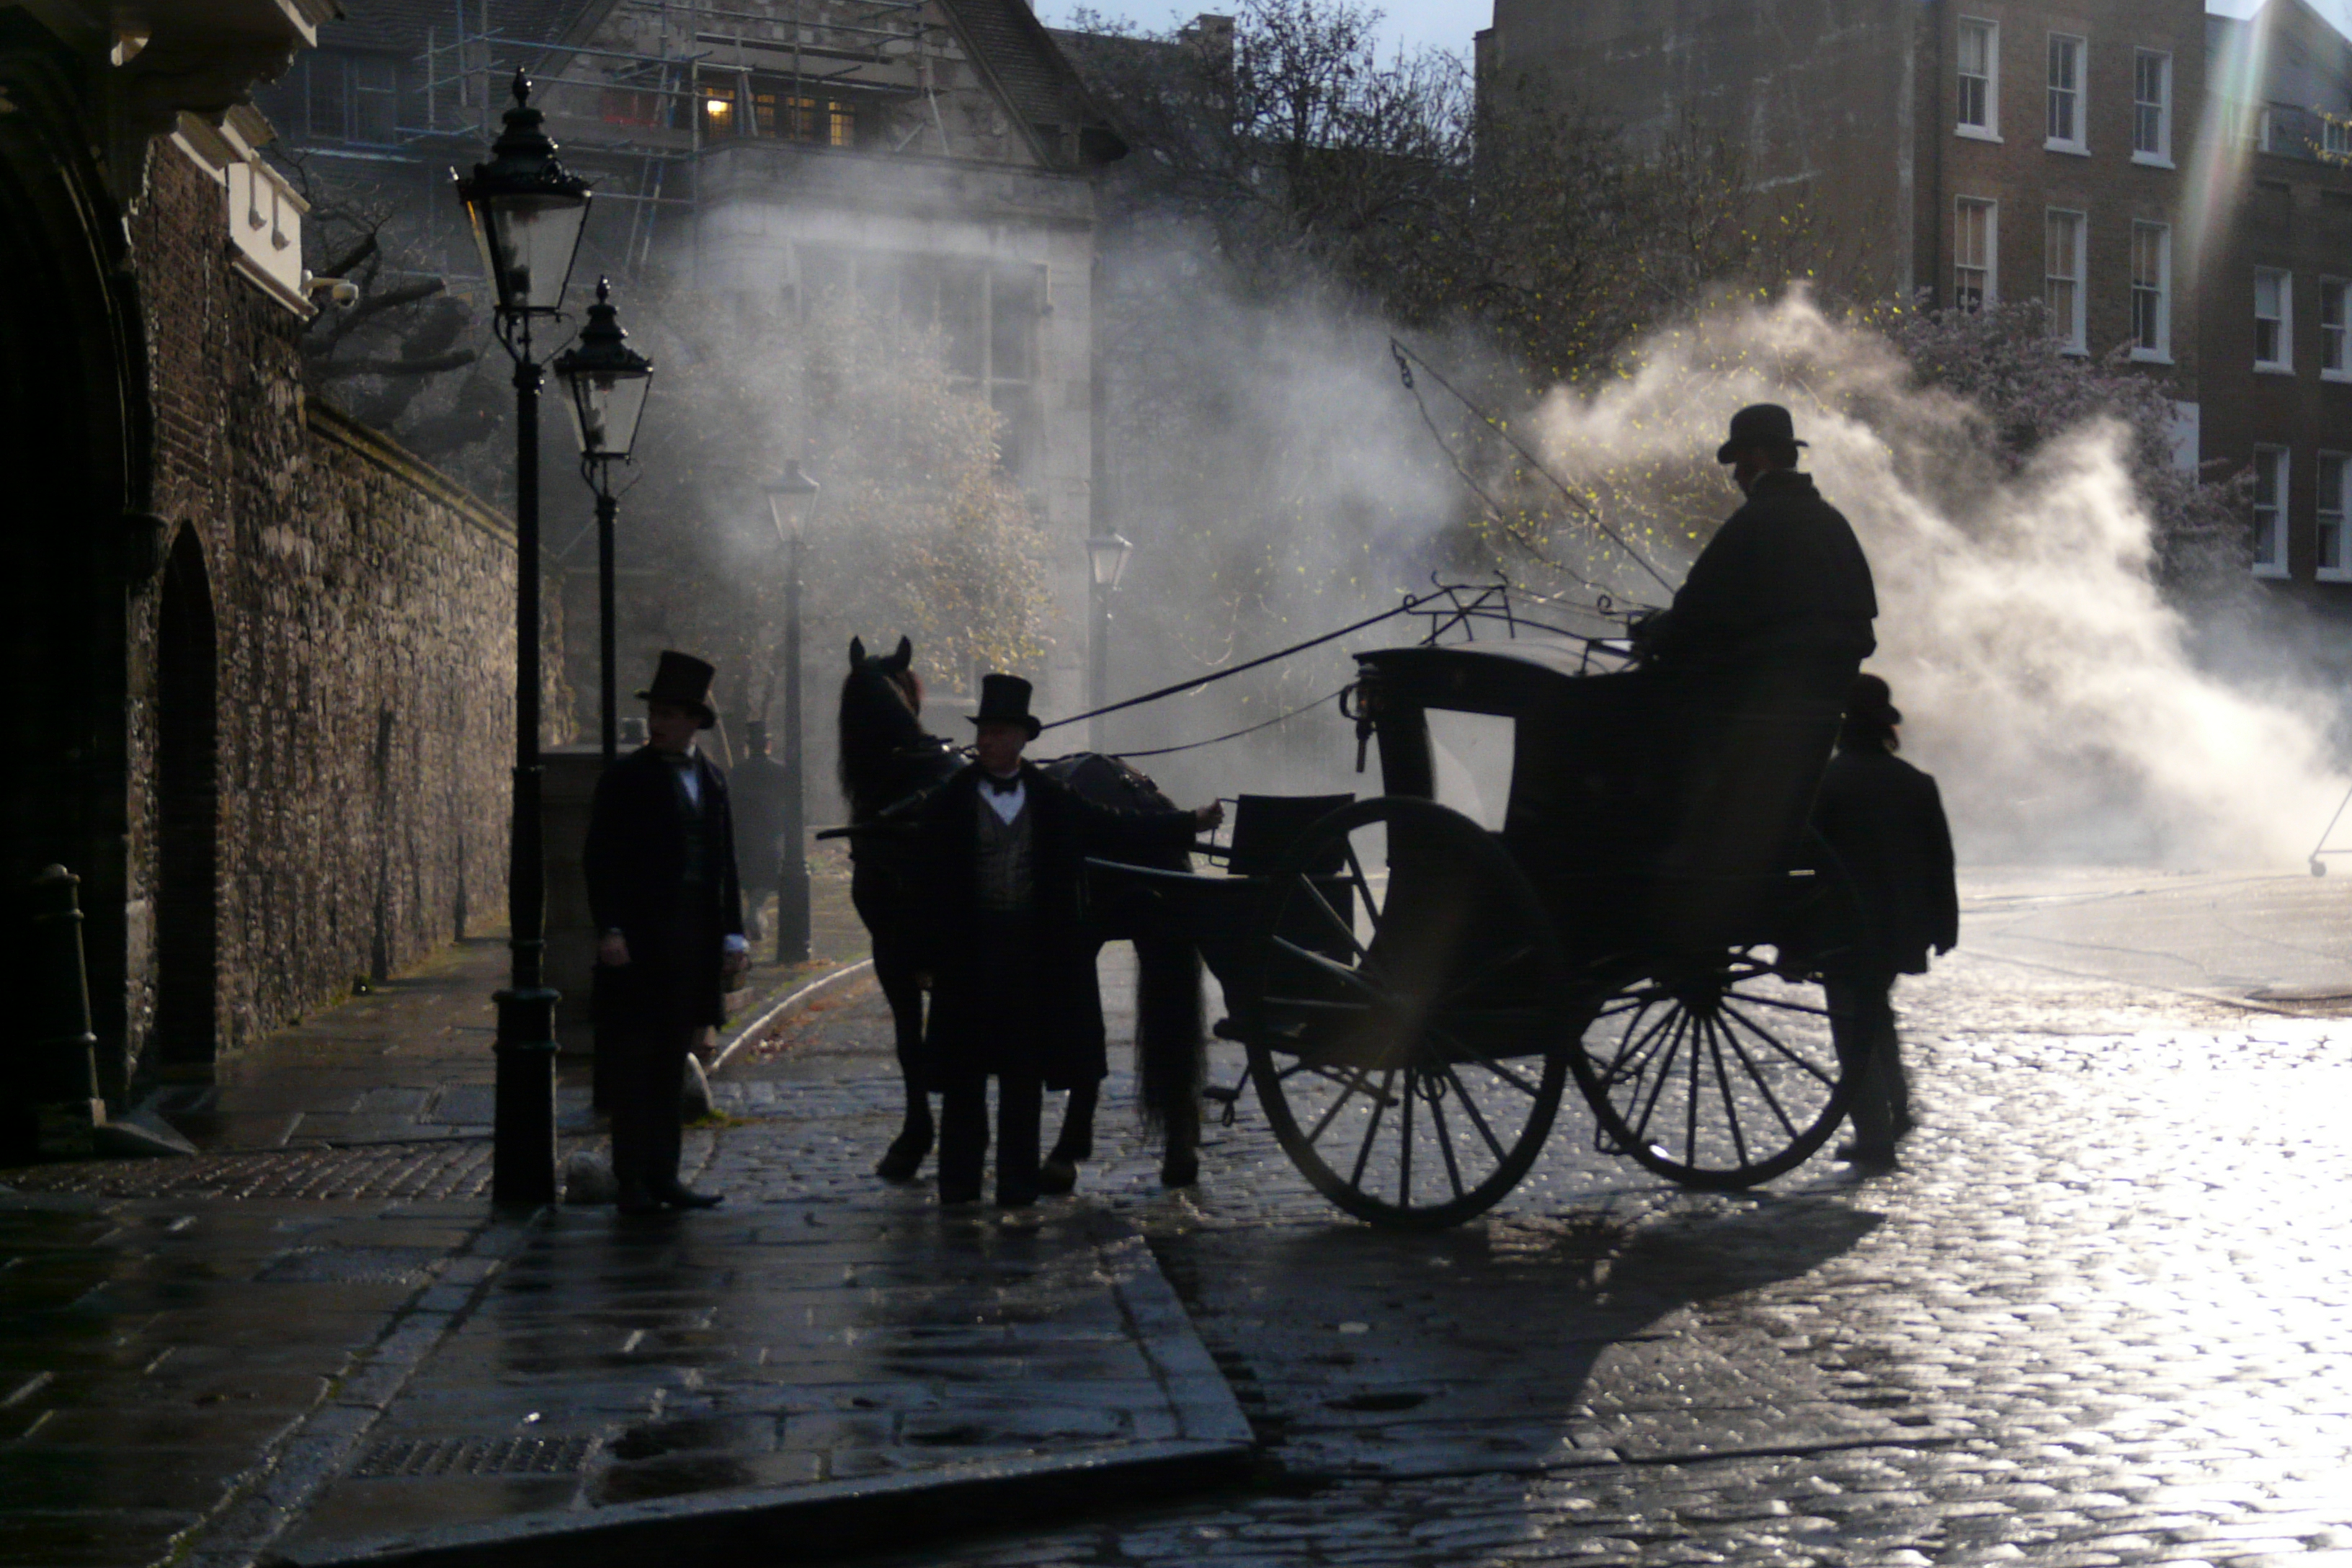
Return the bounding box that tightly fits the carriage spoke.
[1291,874,1372,961]
[1703,1017,1752,1170]
[1713,1010,1806,1141]
[1270,937,1386,999]
[1350,1066,1397,1190]
[1342,842,1384,934]
[1684,1012,1703,1165]
[1441,1061,1510,1164]
[1427,1072,1467,1200]
[1301,1061,1381,1147]
[1718,1002,1840,1089]
[1397,1067,1416,1208]
[1602,1000,1678,1092]
[1627,1011,1689,1145]
[1721,989,1838,1020]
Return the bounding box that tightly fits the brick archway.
[155,527,219,1074]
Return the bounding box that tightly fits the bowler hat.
[637,649,718,728]
[1847,672,1902,729]
[1716,403,1809,463]
[967,672,1041,739]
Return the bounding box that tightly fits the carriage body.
[1091,638,1867,1228]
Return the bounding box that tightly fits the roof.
[318,0,611,57]
[1355,641,1611,717]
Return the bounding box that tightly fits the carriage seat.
[1225,793,1356,876]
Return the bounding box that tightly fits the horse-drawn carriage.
[1087,639,1868,1230]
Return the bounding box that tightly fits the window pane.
[307,54,347,141]
[2256,272,2283,317]
[940,262,986,380]
[1959,22,1987,77]
[989,264,1038,382]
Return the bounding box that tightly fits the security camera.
[303,272,361,308]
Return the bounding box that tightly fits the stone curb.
[709,956,878,1076]
[259,1438,1254,1568]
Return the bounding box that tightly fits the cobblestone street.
[726,891,2352,1567]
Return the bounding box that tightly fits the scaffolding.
[415,0,962,274]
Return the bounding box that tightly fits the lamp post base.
[491,985,561,1208]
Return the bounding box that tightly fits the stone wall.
[124,138,522,1075]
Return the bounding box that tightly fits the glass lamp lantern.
[458,73,592,317]
[553,279,654,460]
[765,460,822,545]
[1086,532,1134,592]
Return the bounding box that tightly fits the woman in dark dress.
[1814,674,1959,1172]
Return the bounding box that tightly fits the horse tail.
[1133,937,1204,1139]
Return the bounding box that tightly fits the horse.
[837,636,1206,1189]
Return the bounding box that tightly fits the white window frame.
[1955,197,1997,311]
[1958,17,2000,140]
[2046,32,2088,153]
[2132,50,2173,166]
[2131,222,2171,362]
[2255,267,2294,373]
[2319,452,2352,582]
[2323,278,2351,380]
[2326,117,2352,158]
[2045,209,2087,352]
[2253,446,2291,578]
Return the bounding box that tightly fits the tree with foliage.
[609,290,1053,732]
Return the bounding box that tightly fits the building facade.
[258,0,1127,721]
[2199,0,2352,602]
[2,0,523,1119]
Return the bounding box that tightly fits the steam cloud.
[1528,297,2340,866]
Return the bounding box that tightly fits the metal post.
[597,482,619,762]
[774,527,812,964]
[494,333,560,1209]
[1090,582,1110,754]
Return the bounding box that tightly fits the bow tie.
[984,772,1022,796]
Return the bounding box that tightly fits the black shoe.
[877,1126,934,1183]
[1835,1141,1899,1172]
[1036,1155,1079,1195]
[1160,1149,1200,1188]
[616,1183,664,1216]
[654,1184,723,1209]
[995,1186,1039,1209]
[939,1182,983,1207]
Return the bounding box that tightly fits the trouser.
[603,904,714,1196]
[938,1069,1042,1205]
[1825,970,1912,1154]
[607,1018,695,1195]
[937,910,1042,1204]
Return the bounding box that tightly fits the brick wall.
[124,141,522,1070]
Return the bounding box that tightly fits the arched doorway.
[155,528,218,1074]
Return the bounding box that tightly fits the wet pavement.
[10,868,2352,1566]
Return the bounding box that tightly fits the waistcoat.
[974,792,1035,913]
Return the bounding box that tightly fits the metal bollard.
[19,866,104,1159]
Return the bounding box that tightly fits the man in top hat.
[909,674,1223,1208]
[583,651,749,1213]
[729,719,790,943]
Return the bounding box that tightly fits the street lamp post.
[763,462,821,967]
[458,72,592,1209]
[1084,533,1133,753]
[552,278,655,763]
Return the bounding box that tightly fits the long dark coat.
[910,761,1197,1091]
[582,745,747,1030]
[1641,468,1878,677]
[1813,746,1959,976]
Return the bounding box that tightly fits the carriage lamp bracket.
[1340,682,1374,774]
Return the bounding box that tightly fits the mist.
[1093,288,2343,868]
[1522,297,2343,868]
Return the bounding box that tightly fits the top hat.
[1846,672,1902,729]
[637,649,718,728]
[966,672,1041,739]
[1716,403,1809,463]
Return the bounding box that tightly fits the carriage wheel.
[1567,832,1865,1190]
[1244,797,1570,1229]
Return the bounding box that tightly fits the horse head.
[839,635,956,816]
